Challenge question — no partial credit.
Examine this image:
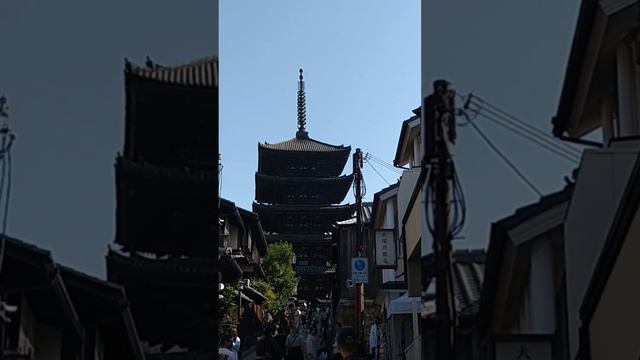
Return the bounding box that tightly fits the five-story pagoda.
[106,56,218,354]
[254,70,355,302]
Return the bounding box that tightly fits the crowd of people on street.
[218,301,381,360]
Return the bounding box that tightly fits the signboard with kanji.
[351,257,368,284]
[494,335,553,360]
[375,230,396,268]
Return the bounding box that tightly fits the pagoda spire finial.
[296,68,308,139]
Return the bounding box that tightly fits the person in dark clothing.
[274,327,288,355]
[285,327,305,360]
[263,326,284,360]
[256,339,272,360]
[336,327,363,360]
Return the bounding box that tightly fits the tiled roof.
[422,249,486,319]
[253,202,356,214]
[117,157,216,183]
[336,202,373,225]
[125,56,217,88]
[107,250,218,279]
[295,265,337,275]
[259,136,350,152]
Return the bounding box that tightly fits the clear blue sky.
[0,0,216,277]
[423,1,584,249]
[220,0,421,208]
[221,0,585,251]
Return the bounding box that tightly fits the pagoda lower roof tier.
[108,279,217,351]
[106,250,219,286]
[295,265,337,275]
[265,234,332,244]
[257,140,351,178]
[116,157,216,197]
[255,173,353,205]
[253,203,355,234]
[296,276,335,301]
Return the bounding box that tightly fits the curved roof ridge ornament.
[296,68,309,139]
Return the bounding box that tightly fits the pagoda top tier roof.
[124,55,218,88]
[259,136,350,153]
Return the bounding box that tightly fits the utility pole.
[353,148,364,341]
[423,80,457,360]
[0,96,16,360]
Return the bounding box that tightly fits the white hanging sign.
[375,230,396,268]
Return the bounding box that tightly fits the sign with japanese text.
[494,335,552,360]
[351,257,368,284]
[375,230,396,268]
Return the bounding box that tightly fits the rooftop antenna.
[296,69,308,139]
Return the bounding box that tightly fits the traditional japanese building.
[106,56,218,355]
[254,69,355,302]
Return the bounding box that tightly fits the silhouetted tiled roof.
[259,137,350,152]
[422,249,486,319]
[125,56,217,87]
[336,202,373,225]
[295,265,337,275]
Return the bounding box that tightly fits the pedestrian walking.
[335,327,364,360]
[219,335,238,360]
[368,318,379,360]
[262,325,284,360]
[231,328,241,352]
[332,322,343,360]
[304,327,320,360]
[286,327,305,360]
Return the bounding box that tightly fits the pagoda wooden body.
[107,56,218,354]
[254,70,354,302]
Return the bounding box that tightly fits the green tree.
[252,242,298,318]
[217,285,237,335]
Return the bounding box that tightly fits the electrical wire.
[475,107,581,161]
[365,153,403,175]
[463,112,543,197]
[470,94,584,152]
[460,93,582,161]
[364,158,391,186]
[474,111,580,163]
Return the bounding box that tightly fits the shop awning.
[388,293,421,316]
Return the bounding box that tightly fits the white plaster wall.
[528,239,556,334]
[229,226,239,250]
[564,147,640,358]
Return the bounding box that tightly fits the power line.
[458,93,582,162]
[365,153,403,174]
[474,104,582,158]
[462,111,543,197]
[364,158,391,186]
[475,111,580,164]
[471,94,584,151]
